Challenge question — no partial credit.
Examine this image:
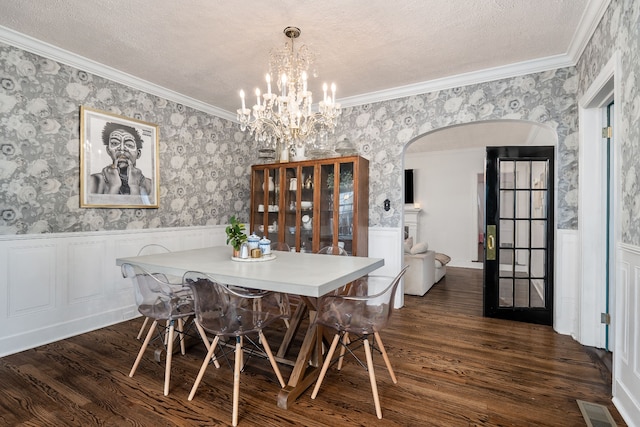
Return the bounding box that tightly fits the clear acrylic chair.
[270,242,295,327]
[270,241,291,252]
[184,271,289,427]
[134,244,180,340]
[311,265,409,419]
[122,262,209,396]
[316,245,348,256]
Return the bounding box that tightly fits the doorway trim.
[578,52,620,348]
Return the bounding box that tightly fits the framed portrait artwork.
[80,106,160,208]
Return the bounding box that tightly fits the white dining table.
[116,245,384,408]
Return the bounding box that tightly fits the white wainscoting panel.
[0,225,226,357]
[554,229,579,337]
[8,244,55,317]
[368,227,403,308]
[614,244,640,426]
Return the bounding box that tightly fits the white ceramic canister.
[247,233,260,250]
[259,237,271,255]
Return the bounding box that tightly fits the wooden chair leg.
[364,337,382,419]
[164,321,175,396]
[311,334,340,399]
[136,317,150,340]
[374,331,397,383]
[194,321,220,368]
[163,320,170,345]
[232,337,242,427]
[188,335,220,401]
[337,332,350,371]
[130,320,158,377]
[259,330,285,387]
[177,318,186,355]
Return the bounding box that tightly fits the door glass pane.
[500,161,515,189]
[515,190,531,218]
[531,191,546,218]
[500,249,514,271]
[500,190,514,217]
[515,220,530,248]
[531,160,548,189]
[514,278,530,307]
[515,249,530,270]
[515,161,531,189]
[499,278,513,307]
[531,249,546,277]
[531,279,545,307]
[499,219,514,247]
[531,220,547,248]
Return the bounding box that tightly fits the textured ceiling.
[0,0,600,119]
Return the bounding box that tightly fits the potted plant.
[225,215,247,256]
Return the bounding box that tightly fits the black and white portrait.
[80,106,159,208]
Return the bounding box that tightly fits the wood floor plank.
[0,267,627,426]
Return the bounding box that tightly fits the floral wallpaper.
[0,41,258,234]
[334,67,579,230]
[576,0,640,246]
[6,0,637,239]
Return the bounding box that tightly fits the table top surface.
[116,246,384,298]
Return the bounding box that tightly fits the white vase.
[268,176,275,192]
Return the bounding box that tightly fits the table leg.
[277,310,323,409]
[276,301,306,359]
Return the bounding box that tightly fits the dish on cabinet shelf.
[300,201,312,209]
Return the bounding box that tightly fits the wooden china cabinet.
[250,156,369,256]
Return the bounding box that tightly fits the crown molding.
[0,25,236,122]
[338,54,575,108]
[566,0,611,63]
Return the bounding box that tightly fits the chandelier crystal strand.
[237,26,341,162]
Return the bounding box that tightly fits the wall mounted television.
[404,169,414,204]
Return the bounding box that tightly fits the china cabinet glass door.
[298,165,314,253]
[284,166,298,251]
[319,163,336,251]
[338,162,354,254]
[252,168,280,237]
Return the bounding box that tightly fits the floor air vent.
[577,400,617,427]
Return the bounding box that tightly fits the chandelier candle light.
[237,26,342,162]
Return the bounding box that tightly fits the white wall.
[405,148,485,268]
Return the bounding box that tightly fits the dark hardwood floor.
[0,267,626,426]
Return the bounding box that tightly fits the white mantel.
[404,206,422,240]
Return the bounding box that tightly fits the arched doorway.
[402,119,557,313]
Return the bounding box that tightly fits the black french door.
[484,146,554,325]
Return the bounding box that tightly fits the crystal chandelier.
[237,26,341,161]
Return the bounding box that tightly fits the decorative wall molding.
[555,229,579,337]
[614,243,640,425]
[0,225,226,357]
[368,226,404,309]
